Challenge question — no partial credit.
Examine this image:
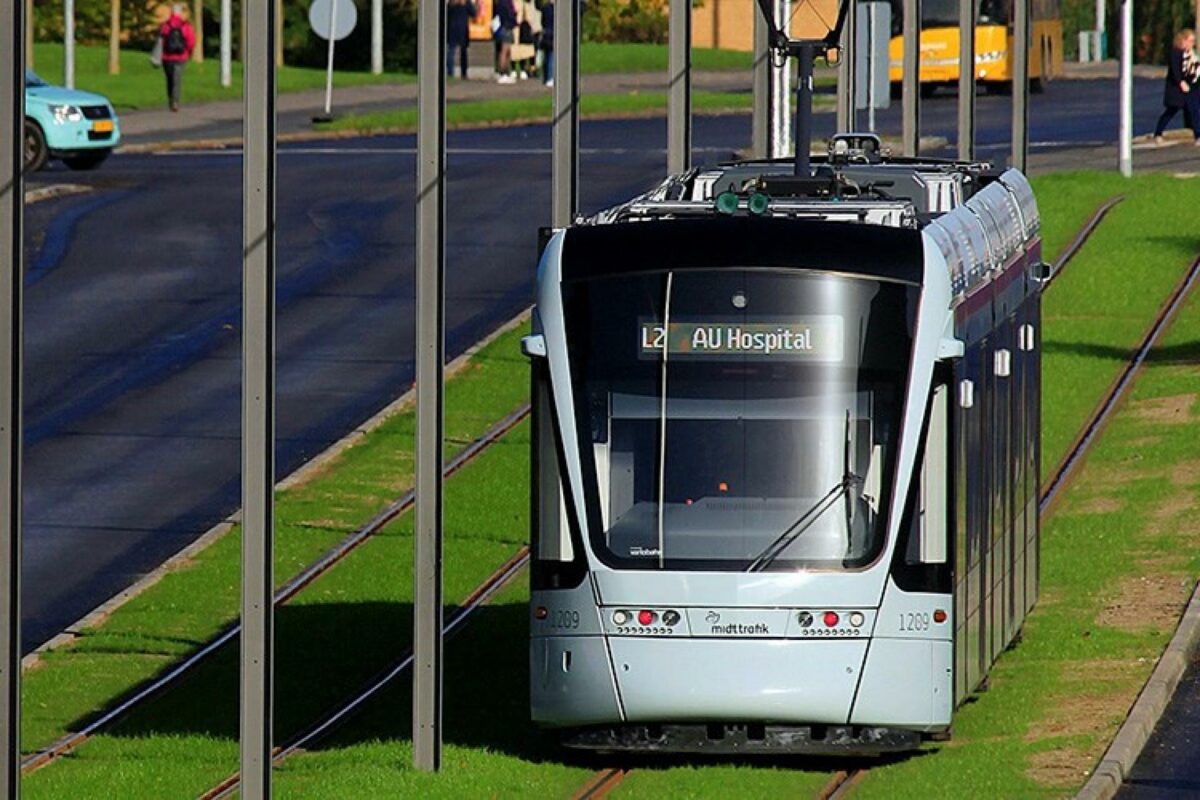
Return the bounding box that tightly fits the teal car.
[24,69,121,172]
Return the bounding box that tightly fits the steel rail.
[572,768,629,800]
[1039,253,1200,513]
[19,403,532,775]
[819,768,867,800]
[1047,195,1126,280]
[198,545,533,800]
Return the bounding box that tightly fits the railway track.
[198,545,532,800]
[19,403,532,775]
[22,203,1188,797]
[1047,195,1125,280]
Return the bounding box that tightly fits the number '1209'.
[899,612,930,632]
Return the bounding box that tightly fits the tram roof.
[571,149,1040,303]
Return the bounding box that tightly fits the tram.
[524,136,1045,754]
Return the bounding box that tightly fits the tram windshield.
[561,269,917,571]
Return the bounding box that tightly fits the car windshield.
[562,269,917,572]
[25,70,47,88]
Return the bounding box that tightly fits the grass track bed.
[23,173,1200,797]
[21,324,529,762]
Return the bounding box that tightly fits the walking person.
[447,0,477,78]
[539,0,554,86]
[159,3,197,112]
[493,0,518,83]
[1153,28,1200,145]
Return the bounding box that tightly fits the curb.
[22,306,531,669]
[25,184,92,205]
[1076,581,1200,799]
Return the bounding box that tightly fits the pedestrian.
[493,0,518,83]
[539,0,554,86]
[447,0,477,78]
[511,0,541,80]
[1153,28,1200,146]
[159,3,197,112]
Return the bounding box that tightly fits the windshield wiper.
[746,411,861,573]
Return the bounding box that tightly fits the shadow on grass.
[1043,339,1200,365]
[82,598,927,775]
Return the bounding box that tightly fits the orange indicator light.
[534,606,548,620]
[718,482,729,492]
[933,609,947,624]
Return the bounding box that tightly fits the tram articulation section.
[524,136,1046,754]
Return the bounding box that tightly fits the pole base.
[312,112,336,124]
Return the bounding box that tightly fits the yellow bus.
[887,0,1064,94]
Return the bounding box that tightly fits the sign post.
[309,0,358,122]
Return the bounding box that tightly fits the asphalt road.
[1118,654,1200,798]
[19,74,1185,652]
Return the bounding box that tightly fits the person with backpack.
[159,3,197,112]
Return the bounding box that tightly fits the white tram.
[524,136,1045,754]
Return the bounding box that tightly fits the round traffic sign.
[309,0,358,41]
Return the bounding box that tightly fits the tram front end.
[525,213,960,755]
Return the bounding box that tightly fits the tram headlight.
[797,611,813,628]
[848,611,865,628]
[638,609,657,626]
[662,610,681,627]
[823,611,840,627]
[612,610,630,626]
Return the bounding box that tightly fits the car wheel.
[23,120,48,173]
[63,151,110,171]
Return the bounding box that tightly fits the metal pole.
[752,2,770,158]
[194,0,204,63]
[837,0,856,132]
[957,0,975,159]
[1011,0,1028,171]
[794,42,814,175]
[414,0,446,770]
[221,0,232,87]
[323,0,338,116]
[770,0,792,157]
[372,0,383,74]
[901,0,919,154]
[667,0,692,173]
[0,0,23,794]
[275,0,284,68]
[867,2,876,132]
[25,0,32,69]
[64,0,74,88]
[240,0,276,794]
[552,0,579,227]
[1118,0,1131,176]
[108,0,119,75]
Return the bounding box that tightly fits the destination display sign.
[639,318,844,361]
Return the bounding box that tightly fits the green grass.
[1037,172,1200,475]
[22,173,1200,798]
[580,42,754,73]
[28,42,414,110]
[317,89,837,135]
[26,41,759,112]
[19,322,530,759]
